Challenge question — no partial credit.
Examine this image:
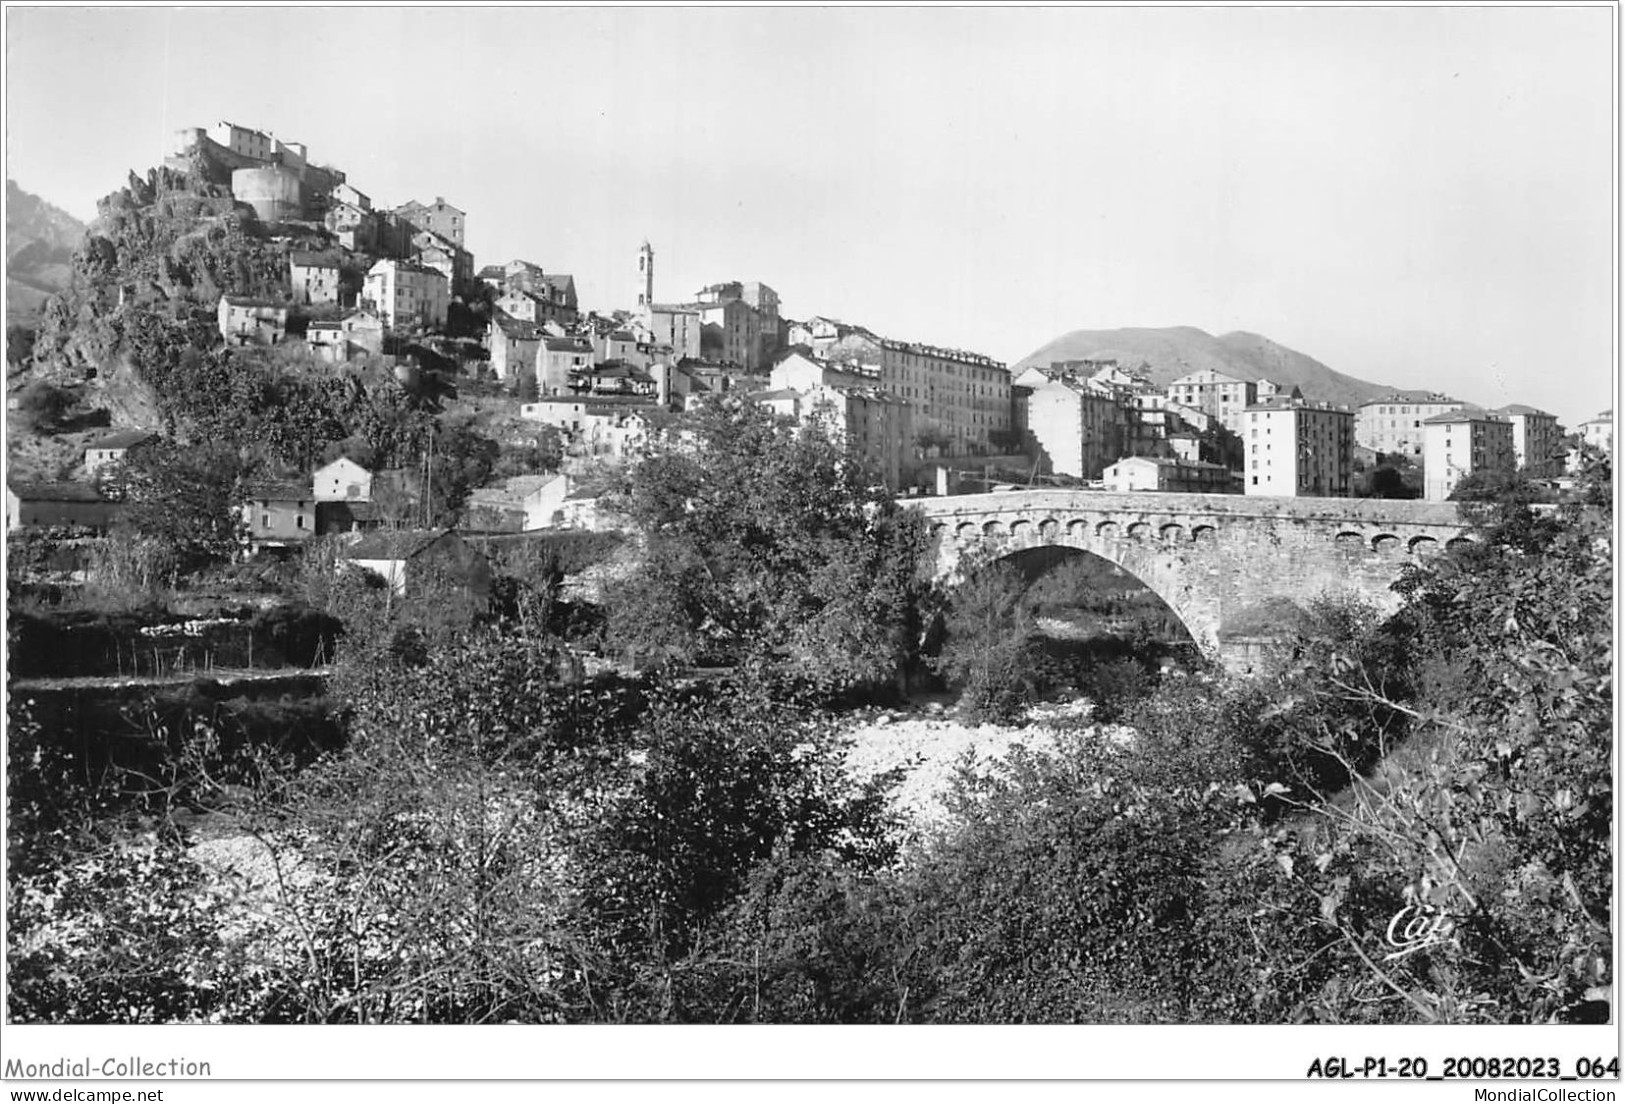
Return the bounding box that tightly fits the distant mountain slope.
[1013,325,1417,408]
[7,180,86,324]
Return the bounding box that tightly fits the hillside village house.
[1026,377,1122,480]
[480,259,546,294]
[325,201,378,252]
[1244,397,1355,497]
[770,348,876,392]
[1255,378,1301,402]
[1491,404,1563,477]
[1355,393,1467,457]
[288,252,341,305]
[1422,410,1515,501]
[753,382,914,490]
[341,310,385,355]
[310,311,384,362]
[1102,455,1233,494]
[394,197,466,247]
[340,528,490,607]
[1578,409,1613,456]
[691,281,782,372]
[463,474,568,532]
[332,182,371,211]
[240,481,314,550]
[591,328,657,370]
[208,120,273,161]
[313,456,374,502]
[581,361,656,397]
[489,315,544,381]
[83,430,157,476]
[536,273,579,322]
[217,295,287,346]
[306,321,347,363]
[7,481,122,532]
[639,303,703,360]
[804,326,1012,455]
[412,229,474,294]
[1167,369,1257,434]
[363,259,449,330]
[537,336,594,395]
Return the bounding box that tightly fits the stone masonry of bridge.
[914,490,1471,671]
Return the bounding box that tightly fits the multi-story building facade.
[1102,456,1233,494]
[814,328,1011,454]
[394,197,466,247]
[634,245,780,371]
[1491,404,1563,477]
[324,201,377,252]
[1355,392,1467,458]
[289,252,341,305]
[1421,410,1516,501]
[1578,409,1613,456]
[640,305,702,360]
[755,383,914,490]
[536,336,593,395]
[208,121,273,161]
[1026,377,1121,480]
[1244,397,1355,497]
[770,349,875,393]
[332,182,371,211]
[1167,369,1256,434]
[489,316,543,382]
[692,281,781,372]
[217,295,287,346]
[412,230,474,297]
[363,259,449,330]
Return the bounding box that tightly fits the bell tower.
[636,239,654,311]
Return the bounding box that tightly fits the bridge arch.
[918,488,1469,671]
[970,542,1203,654]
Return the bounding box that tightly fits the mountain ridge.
[1014,325,1453,409]
[7,179,87,325]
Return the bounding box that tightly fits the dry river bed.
[840,696,1128,840]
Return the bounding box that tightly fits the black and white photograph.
[1,1,1617,1095]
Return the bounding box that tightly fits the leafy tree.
[15,379,72,431]
[930,559,1043,721]
[1365,465,1416,499]
[603,395,931,697]
[112,439,246,572]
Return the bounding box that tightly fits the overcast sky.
[4,6,1615,428]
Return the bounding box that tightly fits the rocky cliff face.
[30,161,324,387]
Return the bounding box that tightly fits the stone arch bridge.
[913,490,1471,671]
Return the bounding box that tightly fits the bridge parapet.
[907,490,1471,672]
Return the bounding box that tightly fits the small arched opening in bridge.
[972,543,1203,674]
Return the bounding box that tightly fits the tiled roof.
[343,527,454,561]
[543,337,592,352]
[289,251,339,268]
[8,480,108,502]
[1422,409,1505,425]
[242,480,310,501]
